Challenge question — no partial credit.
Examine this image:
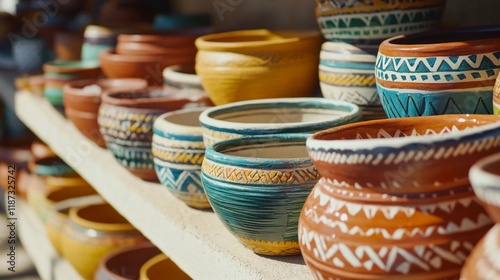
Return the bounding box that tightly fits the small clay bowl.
[95,243,161,280]
[43,60,102,108]
[63,78,148,147]
[162,64,204,91]
[201,134,319,255]
[139,254,191,280]
[98,87,212,181]
[470,152,500,223]
[199,97,361,146]
[99,49,195,85]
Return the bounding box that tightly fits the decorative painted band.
[316,1,445,16]
[152,127,204,141]
[319,71,376,87]
[154,164,204,193]
[377,85,493,117]
[320,60,376,71]
[152,146,205,165]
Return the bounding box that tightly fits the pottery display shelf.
[17,200,83,280]
[14,90,312,280]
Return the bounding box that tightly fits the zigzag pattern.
[201,128,241,146]
[317,0,444,14]
[152,146,205,165]
[320,86,381,106]
[202,160,319,184]
[238,237,300,256]
[319,72,376,86]
[156,165,204,194]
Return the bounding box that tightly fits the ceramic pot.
[99,48,195,85]
[61,203,147,280]
[460,152,500,279]
[162,64,204,91]
[199,98,361,147]
[63,78,148,147]
[98,87,212,181]
[376,26,500,118]
[43,60,102,110]
[54,31,84,61]
[314,0,446,44]
[153,14,211,30]
[493,75,500,115]
[139,253,191,280]
[81,25,134,63]
[95,243,161,280]
[46,195,104,254]
[319,42,386,121]
[152,107,210,209]
[300,114,500,279]
[201,134,320,255]
[195,29,323,105]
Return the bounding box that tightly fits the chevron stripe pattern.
[318,7,444,42]
[319,71,376,87]
[202,159,319,184]
[152,145,205,165]
[377,86,493,117]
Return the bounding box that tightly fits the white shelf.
[15,91,312,280]
[18,200,83,280]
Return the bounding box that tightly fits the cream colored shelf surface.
[17,200,83,280]
[15,91,312,280]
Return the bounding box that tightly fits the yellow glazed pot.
[61,203,147,279]
[139,254,191,280]
[195,29,323,105]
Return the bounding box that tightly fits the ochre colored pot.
[61,203,147,280]
[40,184,99,223]
[139,254,191,280]
[300,114,500,279]
[195,29,322,105]
[63,78,148,147]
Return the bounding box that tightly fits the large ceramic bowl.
[95,243,161,280]
[43,60,102,110]
[319,42,385,121]
[195,29,323,105]
[139,254,191,280]
[63,78,148,147]
[199,98,361,146]
[314,0,446,44]
[376,26,500,118]
[201,134,320,255]
[460,152,500,279]
[153,107,211,209]
[300,114,500,279]
[61,203,147,279]
[98,87,212,181]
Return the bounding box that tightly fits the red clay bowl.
[63,78,148,147]
[99,48,195,85]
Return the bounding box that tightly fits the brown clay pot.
[99,48,195,85]
[300,114,500,279]
[98,87,212,181]
[63,78,148,147]
[54,31,84,61]
[95,243,161,280]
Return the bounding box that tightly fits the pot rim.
[307,114,500,151]
[154,107,208,136]
[43,60,101,73]
[195,29,322,51]
[199,98,361,134]
[162,64,200,85]
[69,203,136,232]
[99,48,173,63]
[63,78,148,97]
[379,26,500,57]
[470,152,500,193]
[139,254,169,280]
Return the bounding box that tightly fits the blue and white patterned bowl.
[201,134,319,255]
[376,26,500,118]
[152,107,211,209]
[199,97,361,146]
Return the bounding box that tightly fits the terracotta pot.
[162,64,204,91]
[54,31,84,61]
[460,152,500,279]
[61,203,147,280]
[95,243,161,280]
[46,195,104,254]
[152,107,211,209]
[201,134,319,255]
[98,87,212,181]
[199,98,361,147]
[376,26,500,118]
[195,29,323,105]
[63,78,148,147]
[99,48,194,85]
[315,0,446,43]
[300,114,500,279]
[139,254,191,280]
[43,60,102,108]
[319,42,386,121]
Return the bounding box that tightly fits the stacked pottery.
[152,108,211,209]
[299,114,500,279]
[375,26,500,118]
[314,0,447,120]
[98,87,212,181]
[63,78,148,147]
[195,29,323,105]
[461,153,500,279]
